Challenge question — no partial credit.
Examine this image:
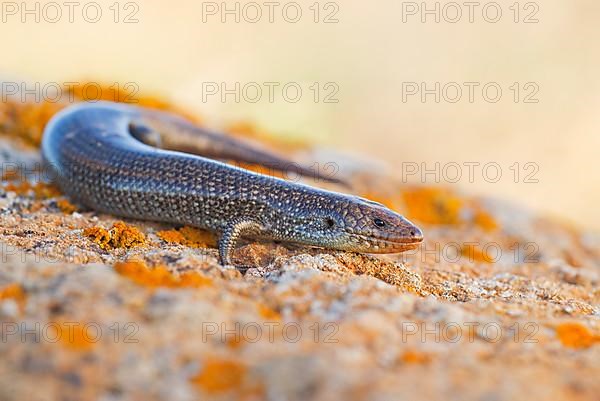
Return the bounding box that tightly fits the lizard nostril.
[409,227,424,241]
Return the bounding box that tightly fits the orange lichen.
[402,187,463,225]
[226,335,247,350]
[114,260,213,288]
[401,187,500,231]
[50,321,97,351]
[257,303,281,320]
[156,228,186,243]
[190,358,248,394]
[1,84,200,148]
[1,168,21,181]
[68,82,143,104]
[30,201,44,213]
[56,199,77,214]
[227,121,269,141]
[67,82,201,123]
[400,350,432,364]
[83,221,146,250]
[0,283,27,311]
[157,226,217,248]
[83,226,111,249]
[6,101,64,146]
[556,322,600,349]
[472,206,499,232]
[462,243,495,264]
[33,182,61,199]
[2,181,30,195]
[3,181,61,199]
[0,99,10,126]
[109,221,146,248]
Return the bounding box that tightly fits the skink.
[41,102,423,268]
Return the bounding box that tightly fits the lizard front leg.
[218,219,265,269]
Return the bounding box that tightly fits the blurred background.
[1,0,598,229]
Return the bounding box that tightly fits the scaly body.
[42,102,422,267]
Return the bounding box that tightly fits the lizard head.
[281,193,423,254]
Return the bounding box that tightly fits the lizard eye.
[373,218,386,228]
[324,217,336,228]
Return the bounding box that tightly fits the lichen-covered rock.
[0,97,598,401]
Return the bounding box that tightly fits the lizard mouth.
[351,231,423,254]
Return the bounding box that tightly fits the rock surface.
[0,95,599,401]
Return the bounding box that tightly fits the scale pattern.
[42,102,423,264]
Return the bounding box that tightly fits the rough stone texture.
[0,98,599,401]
